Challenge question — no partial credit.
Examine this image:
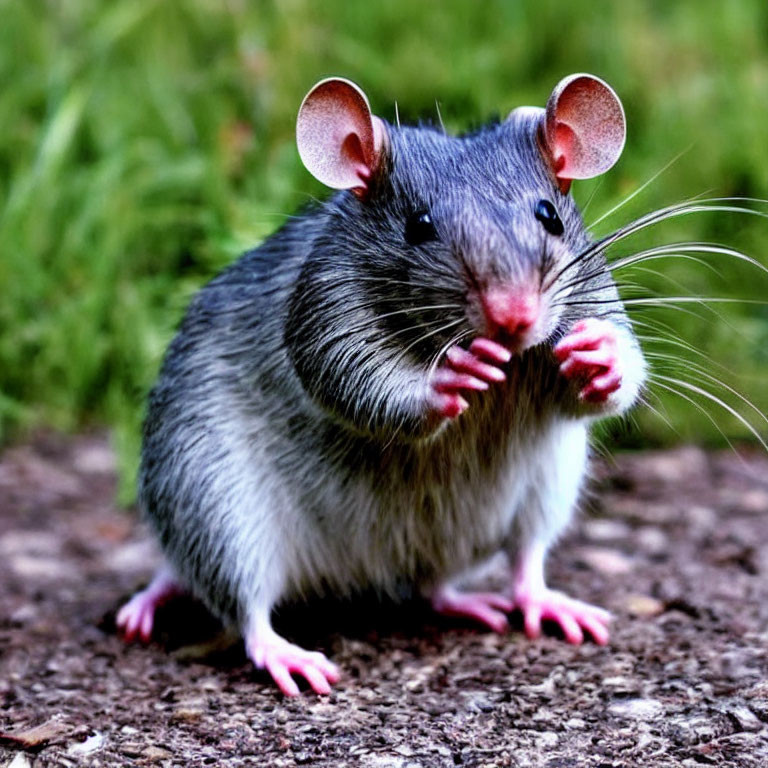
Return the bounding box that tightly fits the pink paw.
[429,337,511,418]
[554,318,622,404]
[116,570,183,644]
[116,591,162,643]
[247,636,340,697]
[514,587,611,646]
[432,585,515,634]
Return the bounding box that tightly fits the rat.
[116,73,647,696]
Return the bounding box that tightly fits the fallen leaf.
[0,718,70,751]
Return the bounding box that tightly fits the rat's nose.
[481,287,540,342]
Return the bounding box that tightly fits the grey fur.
[138,108,645,632]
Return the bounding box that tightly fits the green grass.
[2,0,768,501]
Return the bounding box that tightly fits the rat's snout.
[480,286,541,350]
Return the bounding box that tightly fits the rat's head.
[296,75,625,356]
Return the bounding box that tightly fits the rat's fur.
[139,110,645,634]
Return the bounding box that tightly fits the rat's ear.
[542,74,625,194]
[296,77,388,198]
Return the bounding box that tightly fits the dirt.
[2,434,768,767]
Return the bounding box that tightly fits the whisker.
[587,145,693,230]
[577,176,604,218]
[649,377,741,454]
[608,242,768,277]
[318,314,459,353]
[435,100,445,133]
[650,373,768,451]
[637,391,681,438]
[645,350,768,425]
[548,197,768,289]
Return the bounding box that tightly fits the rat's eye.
[534,199,564,236]
[405,209,438,245]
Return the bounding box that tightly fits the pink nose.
[482,288,540,338]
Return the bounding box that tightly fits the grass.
[1,0,768,501]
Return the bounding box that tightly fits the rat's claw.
[431,391,469,419]
[469,337,513,365]
[433,367,489,393]
[446,345,506,383]
[117,570,184,644]
[514,587,611,646]
[116,596,153,643]
[247,635,340,697]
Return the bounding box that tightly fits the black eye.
[405,209,437,246]
[534,199,564,236]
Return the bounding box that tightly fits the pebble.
[723,704,762,732]
[582,519,630,542]
[685,505,717,529]
[608,698,664,720]
[636,526,667,554]
[575,546,633,575]
[623,594,665,617]
[5,755,32,768]
[67,732,105,756]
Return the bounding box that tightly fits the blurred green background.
[2,0,768,501]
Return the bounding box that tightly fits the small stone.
[170,707,204,723]
[67,732,105,756]
[636,526,667,554]
[119,743,143,757]
[624,594,665,617]
[575,546,633,575]
[535,731,558,748]
[582,519,630,542]
[685,505,717,529]
[608,698,664,720]
[142,746,174,761]
[725,704,761,732]
[6,755,33,768]
[670,715,718,746]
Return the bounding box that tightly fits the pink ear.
[543,74,625,193]
[296,78,387,196]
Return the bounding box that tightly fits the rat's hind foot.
[513,586,611,646]
[116,567,185,643]
[246,630,340,697]
[431,584,514,634]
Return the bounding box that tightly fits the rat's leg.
[509,420,611,645]
[244,608,340,697]
[429,337,511,418]
[511,539,611,646]
[116,565,186,643]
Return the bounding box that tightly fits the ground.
[2,434,768,767]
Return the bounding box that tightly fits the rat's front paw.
[554,318,622,405]
[429,337,511,418]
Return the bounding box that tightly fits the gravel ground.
[2,434,768,767]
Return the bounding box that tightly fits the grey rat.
[117,74,647,696]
